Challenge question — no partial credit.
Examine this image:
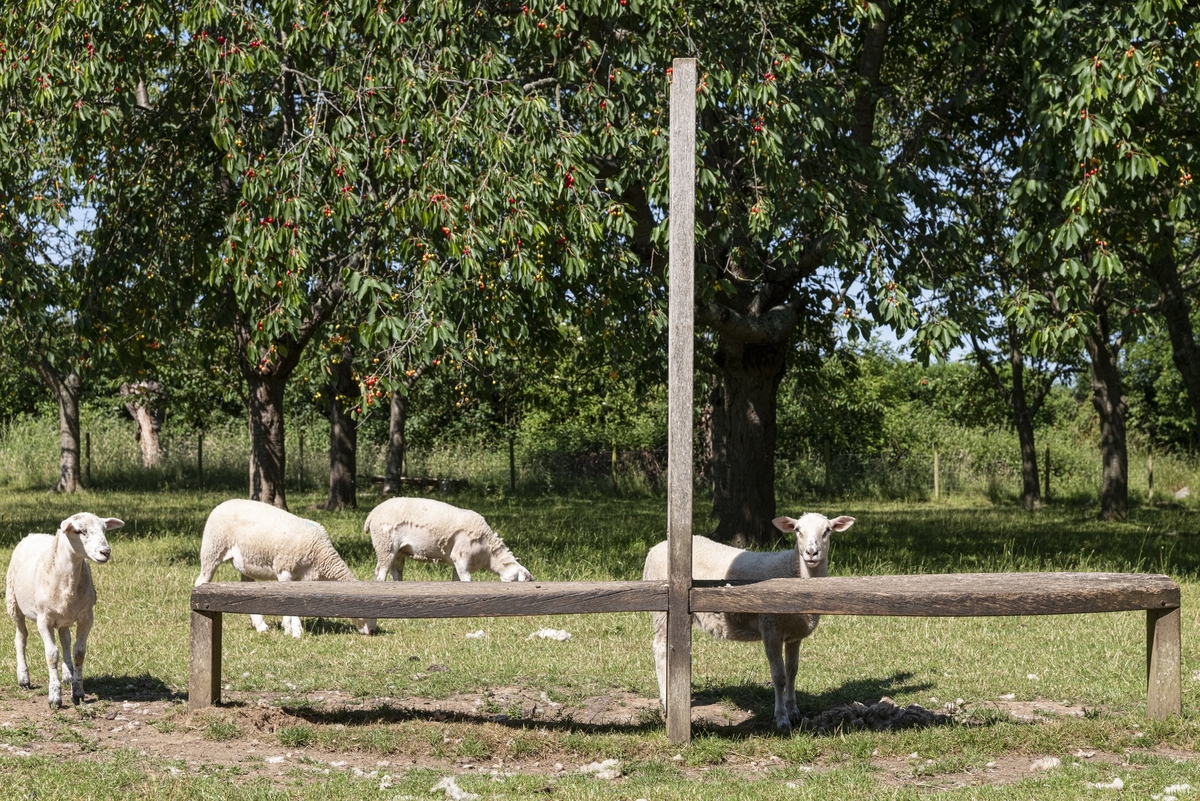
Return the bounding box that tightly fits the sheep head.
[499,564,534,582]
[61,513,124,564]
[771,513,855,573]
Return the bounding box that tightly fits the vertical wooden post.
[1146,606,1181,719]
[824,440,833,498]
[509,437,517,492]
[298,432,305,492]
[933,447,940,500]
[189,610,222,709]
[666,56,696,746]
[198,431,204,490]
[85,431,91,487]
[1148,452,1154,504]
[1044,445,1050,501]
[612,440,619,494]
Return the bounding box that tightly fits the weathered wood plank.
[191,580,667,618]
[691,573,1179,617]
[189,610,221,709]
[1147,606,1182,718]
[666,55,697,748]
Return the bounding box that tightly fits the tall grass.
[1,408,1197,509]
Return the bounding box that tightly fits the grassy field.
[1,487,1199,798]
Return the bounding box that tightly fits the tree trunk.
[709,337,787,547]
[121,380,165,468]
[1085,326,1128,521]
[246,373,289,509]
[1007,333,1041,510]
[36,359,83,494]
[383,388,409,496]
[319,342,358,510]
[1144,232,1200,447]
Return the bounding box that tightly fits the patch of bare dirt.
[0,687,1182,791]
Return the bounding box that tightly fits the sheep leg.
[783,640,802,725]
[451,562,472,581]
[13,612,30,689]
[651,612,668,709]
[376,553,404,582]
[69,613,92,704]
[276,571,303,638]
[35,616,62,707]
[240,573,271,634]
[761,624,791,731]
[58,627,72,685]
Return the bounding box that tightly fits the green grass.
[0,487,1199,798]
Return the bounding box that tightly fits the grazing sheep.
[194,499,376,637]
[365,497,534,583]
[6,513,123,707]
[643,512,856,731]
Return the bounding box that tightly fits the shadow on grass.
[220,671,959,740]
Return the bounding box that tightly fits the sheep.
[194,499,377,637]
[643,512,856,731]
[6,513,124,707]
[364,497,534,583]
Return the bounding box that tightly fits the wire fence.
[1,413,1196,507]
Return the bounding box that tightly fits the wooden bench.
[190,571,1181,720]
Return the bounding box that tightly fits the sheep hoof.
[774,715,793,732]
[18,679,30,690]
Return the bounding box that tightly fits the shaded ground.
[0,682,1182,793]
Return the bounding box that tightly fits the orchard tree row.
[0,0,1197,539]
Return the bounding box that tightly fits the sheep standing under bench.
[195,499,377,637]
[6,513,123,707]
[643,512,855,731]
[365,497,533,583]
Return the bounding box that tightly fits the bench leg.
[190,610,222,710]
[665,604,692,745]
[1147,607,1181,719]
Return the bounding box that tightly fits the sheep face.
[499,564,534,582]
[354,617,378,635]
[62,513,124,564]
[771,513,855,571]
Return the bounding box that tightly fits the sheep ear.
[104,518,125,531]
[61,514,85,534]
[772,516,798,532]
[829,516,856,533]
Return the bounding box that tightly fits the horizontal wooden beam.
[192,580,667,619]
[691,572,1179,617]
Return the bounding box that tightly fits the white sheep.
[194,499,377,637]
[643,512,856,731]
[6,513,124,707]
[365,497,534,583]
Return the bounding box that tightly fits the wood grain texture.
[189,610,221,709]
[1147,606,1182,718]
[690,573,1179,616]
[666,55,697,747]
[191,580,667,618]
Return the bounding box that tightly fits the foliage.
[1125,325,1200,452]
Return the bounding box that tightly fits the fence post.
[509,436,517,492]
[297,432,305,493]
[1148,452,1154,504]
[198,431,204,490]
[666,55,696,747]
[1044,444,1050,501]
[85,431,91,487]
[933,446,940,500]
[824,439,833,498]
